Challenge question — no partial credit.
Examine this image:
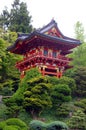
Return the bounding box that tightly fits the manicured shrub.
[3,125,19,130]
[68,110,86,130]
[0,122,6,130]
[74,98,86,113]
[0,118,27,130]
[29,120,46,130]
[46,121,68,130]
[29,120,68,130]
[6,118,27,130]
[56,103,75,118]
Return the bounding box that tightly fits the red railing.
[16,53,70,66]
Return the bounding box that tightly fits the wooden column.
[42,66,45,76]
[20,71,25,79]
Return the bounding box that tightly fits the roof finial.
[52,17,54,21]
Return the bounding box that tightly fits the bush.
[47,76,76,96]
[0,118,27,130]
[74,98,86,113]
[29,120,46,130]
[29,120,68,130]
[3,125,19,130]
[0,122,6,130]
[46,121,68,130]
[0,104,8,120]
[51,84,71,108]
[56,103,71,118]
[68,110,86,130]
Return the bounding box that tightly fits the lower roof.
[7,31,81,55]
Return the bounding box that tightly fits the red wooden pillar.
[20,71,25,79]
[42,66,45,76]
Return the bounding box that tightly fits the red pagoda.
[7,19,81,78]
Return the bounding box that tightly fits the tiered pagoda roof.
[7,19,81,78]
[7,19,81,54]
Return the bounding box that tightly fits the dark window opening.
[44,50,48,56]
[45,68,57,73]
[53,52,57,58]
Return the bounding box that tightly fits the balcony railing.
[16,52,70,66]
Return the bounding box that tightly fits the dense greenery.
[29,120,68,130]
[0,34,22,96]
[68,110,86,129]
[0,0,32,33]
[0,118,27,130]
[4,69,73,119]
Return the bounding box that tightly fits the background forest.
[0,0,86,130]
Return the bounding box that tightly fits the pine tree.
[0,0,32,33]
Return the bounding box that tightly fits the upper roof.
[7,19,81,54]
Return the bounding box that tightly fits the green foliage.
[0,103,8,120]
[56,103,71,118]
[68,110,86,130]
[46,121,68,130]
[0,29,17,43]
[0,0,32,33]
[67,21,86,68]
[18,110,32,124]
[23,76,52,117]
[29,120,46,130]
[0,121,6,130]
[0,118,27,130]
[74,98,86,113]
[3,125,19,130]
[71,43,86,67]
[24,68,42,82]
[0,36,22,96]
[73,67,86,97]
[12,68,41,99]
[74,21,85,43]
[51,84,71,108]
[48,76,76,96]
[5,69,48,117]
[29,120,68,130]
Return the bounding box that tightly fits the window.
[53,52,57,58]
[44,50,48,56]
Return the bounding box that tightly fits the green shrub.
[56,102,76,118]
[6,118,27,130]
[29,120,68,130]
[29,120,46,130]
[46,121,68,130]
[68,110,86,130]
[3,125,19,130]
[0,104,7,120]
[74,98,86,113]
[0,122,6,130]
[0,118,27,130]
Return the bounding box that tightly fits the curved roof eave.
[7,31,81,52]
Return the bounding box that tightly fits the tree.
[23,77,52,118]
[74,98,86,114]
[65,67,86,98]
[0,7,10,30]
[48,76,76,96]
[72,67,86,97]
[68,110,86,130]
[74,21,85,43]
[4,70,52,119]
[0,0,32,33]
[70,21,86,67]
[0,36,22,96]
[51,84,71,108]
